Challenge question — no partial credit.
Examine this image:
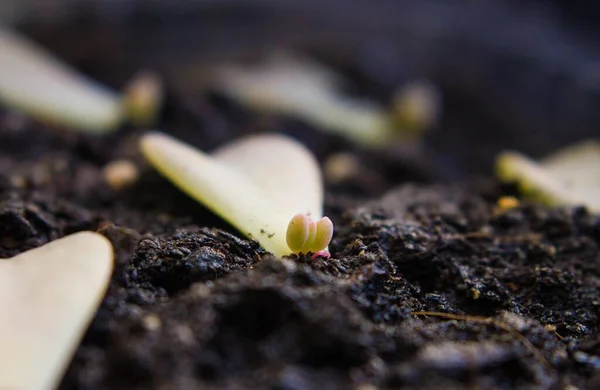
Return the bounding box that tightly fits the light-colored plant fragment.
[140,131,332,257]
[496,140,600,212]
[206,53,436,147]
[0,231,113,390]
[0,28,124,132]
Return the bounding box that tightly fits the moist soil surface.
[3,3,600,390]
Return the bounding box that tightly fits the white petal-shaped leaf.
[0,232,114,390]
[496,140,600,212]
[140,132,324,257]
[0,28,123,132]
[212,133,323,217]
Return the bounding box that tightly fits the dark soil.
[2,1,600,389]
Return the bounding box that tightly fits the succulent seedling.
[203,53,440,147]
[140,132,333,258]
[0,28,164,133]
[496,140,600,213]
[0,28,123,132]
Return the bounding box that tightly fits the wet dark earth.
[2,1,600,389]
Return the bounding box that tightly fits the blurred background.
[2,0,600,181]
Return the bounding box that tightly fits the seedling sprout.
[140,132,333,258]
[0,28,164,133]
[204,53,440,147]
[496,140,600,212]
[0,28,123,132]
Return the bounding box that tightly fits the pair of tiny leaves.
[286,214,333,257]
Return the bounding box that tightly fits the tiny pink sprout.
[286,213,333,258]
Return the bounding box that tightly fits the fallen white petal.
[0,231,114,390]
[140,132,324,257]
[0,28,123,132]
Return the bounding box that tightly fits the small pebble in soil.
[496,195,520,212]
[325,152,361,184]
[141,314,162,331]
[102,159,140,190]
